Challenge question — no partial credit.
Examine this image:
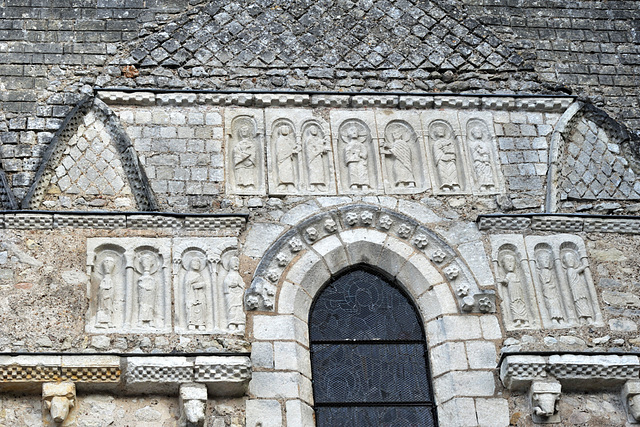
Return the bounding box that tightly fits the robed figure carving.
[561,249,595,325]
[223,256,246,332]
[90,247,126,330]
[381,120,417,188]
[303,121,331,192]
[272,120,300,191]
[430,120,461,191]
[466,119,496,191]
[133,249,165,329]
[230,116,260,191]
[176,249,215,332]
[497,250,531,328]
[534,248,566,326]
[339,119,373,191]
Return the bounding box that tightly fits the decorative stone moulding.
[98,90,575,113]
[0,213,246,234]
[491,234,603,331]
[0,355,250,397]
[87,237,244,335]
[244,204,496,314]
[500,354,640,391]
[478,214,640,235]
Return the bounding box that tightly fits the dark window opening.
[309,268,438,427]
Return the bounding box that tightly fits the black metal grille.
[310,269,437,426]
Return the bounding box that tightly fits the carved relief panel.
[226,109,265,195]
[173,237,242,334]
[375,112,428,194]
[86,238,171,333]
[491,234,602,331]
[491,235,542,330]
[525,235,603,328]
[423,112,470,195]
[265,109,336,195]
[331,111,383,194]
[459,112,503,194]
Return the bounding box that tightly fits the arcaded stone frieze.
[0,355,250,397]
[491,234,603,331]
[86,237,243,335]
[0,212,246,234]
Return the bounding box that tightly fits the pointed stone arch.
[22,97,156,211]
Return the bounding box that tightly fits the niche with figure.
[426,119,467,194]
[87,244,126,330]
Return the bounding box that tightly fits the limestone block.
[245,399,282,427]
[479,315,503,340]
[85,237,172,333]
[330,110,383,194]
[124,356,193,394]
[434,370,495,403]
[172,237,241,334]
[417,282,458,322]
[274,342,311,377]
[426,316,482,347]
[429,342,468,377]
[60,355,120,386]
[547,354,640,389]
[622,381,640,424]
[265,109,336,195]
[310,234,348,274]
[193,356,251,397]
[280,201,321,226]
[225,109,265,195]
[250,342,273,369]
[277,281,312,321]
[249,372,305,399]
[476,397,510,427]
[252,315,308,345]
[285,399,315,427]
[458,240,494,288]
[243,223,287,258]
[499,355,548,391]
[437,397,478,427]
[466,341,498,370]
[396,199,442,223]
[42,382,76,426]
[286,250,330,298]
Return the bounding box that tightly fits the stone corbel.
[622,381,640,424]
[179,383,208,427]
[529,380,561,424]
[43,382,76,426]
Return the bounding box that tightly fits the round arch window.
[309,268,438,426]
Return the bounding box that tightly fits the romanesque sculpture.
[430,120,460,191]
[622,381,640,423]
[89,246,125,331]
[467,119,496,191]
[183,256,208,331]
[534,248,565,326]
[223,256,246,332]
[43,382,76,425]
[497,250,530,328]
[273,120,299,191]
[231,116,259,190]
[529,381,561,424]
[95,254,119,329]
[135,250,162,328]
[303,121,330,192]
[179,383,207,427]
[340,119,371,190]
[381,121,416,188]
[561,249,594,325]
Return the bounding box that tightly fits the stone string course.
[478,214,640,234]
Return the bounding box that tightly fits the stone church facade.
[0,1,639,426]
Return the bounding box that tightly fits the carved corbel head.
[179,383,208,427]
[622,381,640,423]
[529,381,561,424]
[43,382,76,425]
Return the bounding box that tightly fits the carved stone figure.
[562,250,594,324]
[136,251,160,328]
[231,118,258,189]
[467,120,495,190]
[430,121,460,191]
[96,256,116,328]
[381,121,416,188]
[184,257,207,331]
[223,256,245,332]
[622,381,640,423]
[303,122,330,192]
[498,252,530,328]
[530,381,561,424]
[43,382,76,425]
[273,121,299,191]
[341,121,371,190]
[535,249,565,325]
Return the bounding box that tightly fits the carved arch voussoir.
[244,204,496,315]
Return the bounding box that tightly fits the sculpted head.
[229,256,240,271]
[562,251,578,268]
[629,394,640,421]
[501,253,516,272]
[43,382,76,424]
[102,257,116,274]
[190,257,202,271]
[536,250,552,269]
[140,253,155,272]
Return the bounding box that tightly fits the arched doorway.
[309,267,438,426]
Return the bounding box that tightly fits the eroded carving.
[380,120,418,189]
[133,249,166,329]
[532,245,566,326]
[228,114,263,194]
[622,381,640,423]
[178,250,214,331]
[302,120,331,192]
[466,118,497,191]
[272,119,300,192]
[561,247,594,325]
[245,276,276,311]
[91,247,126,330]
[529,381,561,424]
[179,383,208,427]
[43,382,76,426]
[223,256,246,332]
[429,120,462,192]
